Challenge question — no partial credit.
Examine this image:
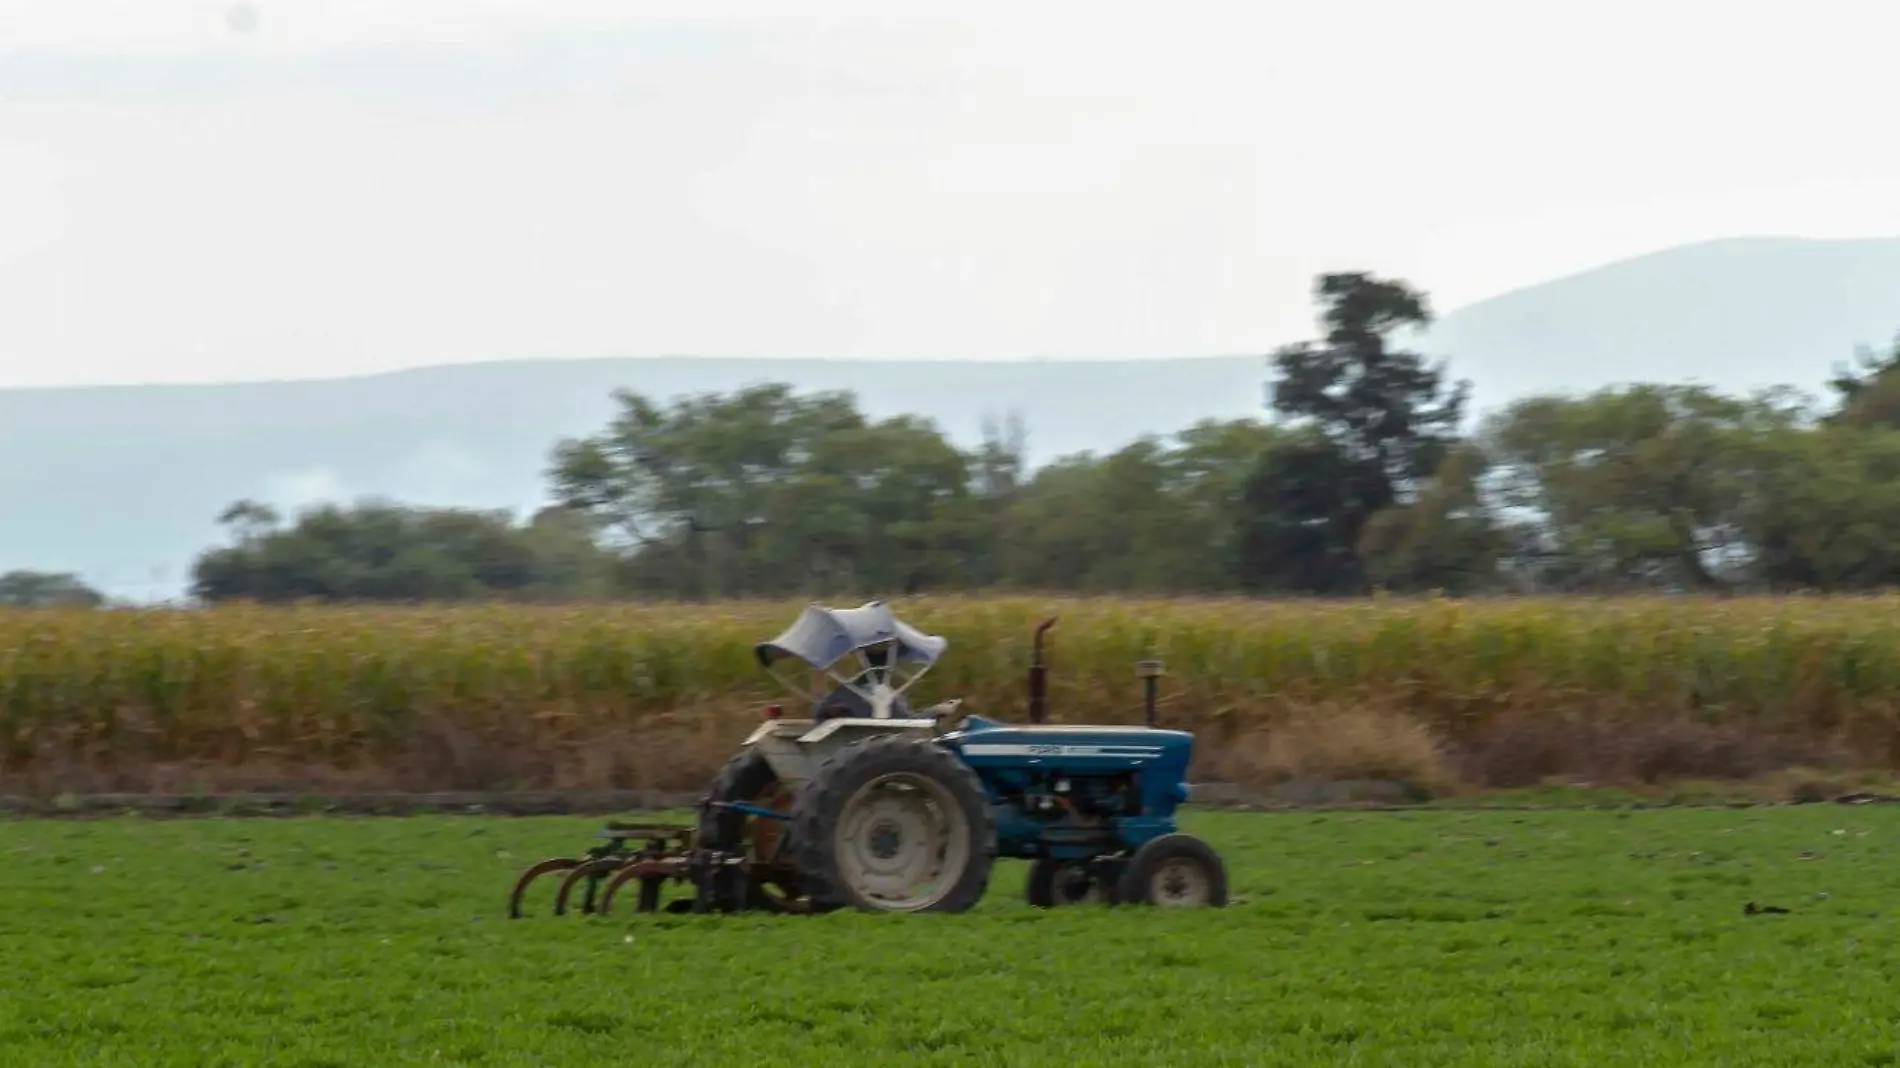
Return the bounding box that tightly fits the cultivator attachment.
[506,802,810,919]
[507,822,707,918]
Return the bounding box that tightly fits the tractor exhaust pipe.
[1028,617,1057,724]
[1136,658,1163,728]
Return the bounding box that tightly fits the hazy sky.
[1,0,1895,388]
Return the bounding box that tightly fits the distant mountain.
[4,234,1899,601]
[1419,235,1900,413]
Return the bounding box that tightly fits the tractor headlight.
[1174,782,1191,804]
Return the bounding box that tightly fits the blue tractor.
[506,601,1227,917]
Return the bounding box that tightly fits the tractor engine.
[1013,770,1137,823]
[938,714,1195,861]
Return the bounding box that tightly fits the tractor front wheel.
[1115,833,1228,908]
[789,734,995,913]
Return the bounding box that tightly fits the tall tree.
[1735,420,1900,591]
[0,570,105,608]
[1480,385,1807,592]
[1826,334,1900,428]
[1268,272,1469,500]
[1233,431,1377,593]
[1238,272,1471,592]
[189,499,611,603]
[996,420,1282,593]
[549,384,978,598]
[547,384,866,598]
[1355,443,1505,593]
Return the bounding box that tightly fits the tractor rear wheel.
[1115,833,1228,908]
[788,733,995,913]
[699,747,814,914]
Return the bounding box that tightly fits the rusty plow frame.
[506,800,800,919]
[506,822,703,918]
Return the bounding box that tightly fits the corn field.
[6,595,1900,795]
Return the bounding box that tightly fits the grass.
[9,593,1900,794]
[4,807,1900,1065]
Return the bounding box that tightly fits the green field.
[4,807,1900,1066]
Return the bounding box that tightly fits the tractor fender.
[743,716,939,792]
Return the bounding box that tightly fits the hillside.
[1419,235,1900,410]
[5,235,1900,601]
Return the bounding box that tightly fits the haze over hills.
[6,235,1900,602]
[1419,235,1900,405]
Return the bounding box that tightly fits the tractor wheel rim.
[833,771,969,910]
[1151,857,1211,907]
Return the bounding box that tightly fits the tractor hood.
[941,716,1194,765]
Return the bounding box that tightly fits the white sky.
[0,0,1895,387]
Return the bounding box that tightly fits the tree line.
[156,270,1900,602]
